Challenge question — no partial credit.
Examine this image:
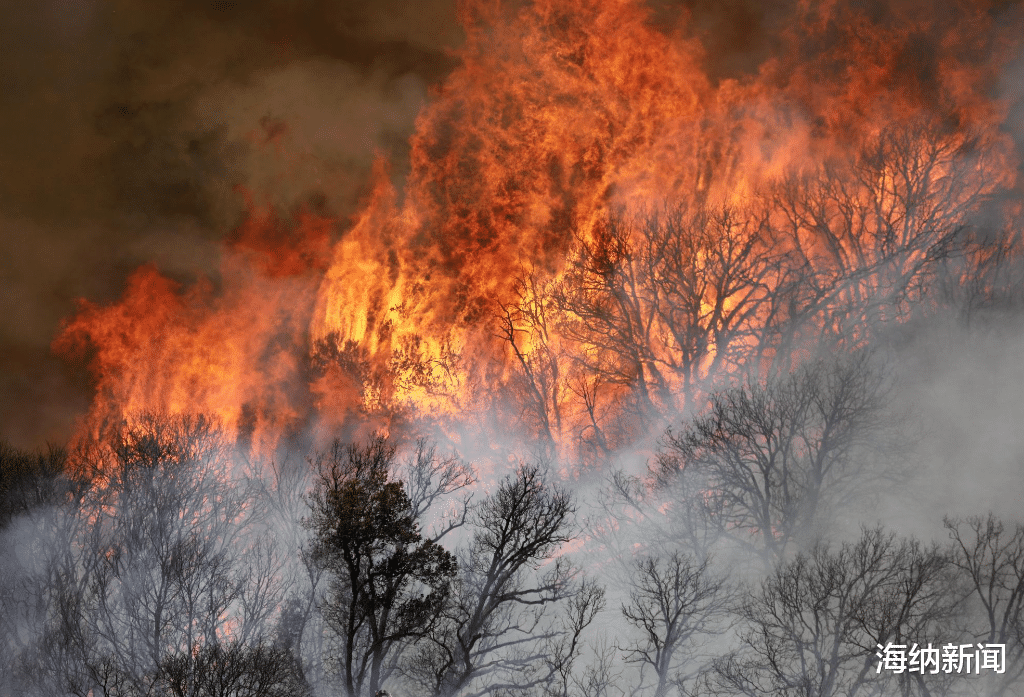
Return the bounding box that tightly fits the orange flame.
[55,201,331,454]
[56,0,1022,464]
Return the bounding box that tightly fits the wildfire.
[55,0,1021,465]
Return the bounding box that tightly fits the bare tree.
[619,552,729,697]
[570,636,626,697]
[0,440,78,529]
[653,355,904,565]
[158,640,310,697]
[548,204,784,447]
[496,274,570,459]
[705,527,958,697]
[405,464,603,697]
[768,119,1003,355]
[488,114,1009,465]
[12,413,285,697]
[541,576,608,697]
[400,438,475,542]
[944,514,1024,697]
[0,440,88,694]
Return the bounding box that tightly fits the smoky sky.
[0,0,1020,448]
[0,0,466,447]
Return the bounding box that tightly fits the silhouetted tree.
[548,204,785,452]
[159,640,310,697]
[497,275,570,459]
[406,465,603,697]
[494,114,1010,464]
[569,637,625,697]
[401,438,475,543]
[770,119,1001,353]
[305,434,458,697]
[0,440,78,529]
[620,552,729,697]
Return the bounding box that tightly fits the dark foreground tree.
[0,439,77,529]
[159,641,310,697]
[405,465,604,697]
[305,435,458,697]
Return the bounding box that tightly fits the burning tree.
[41,0,1018,469]
[495,115,1013,463]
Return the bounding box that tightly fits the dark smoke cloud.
[0,0,460,446]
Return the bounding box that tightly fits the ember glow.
[53,0,1021,466]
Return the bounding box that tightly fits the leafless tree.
[496,274,570,459]
[158,640,310,697]
[768,119,1004,356]
[541,577,608,697]
[619,552,730,697]
[547,204,785,448]
[704,527,959,697]
[0,440,79,529]
[570,636,626,697]
[405,465,604,697]
[944,514,1024,697]
[12,413,285,697]
[400,438,475,543]
[653,355,904,565]
[490,114,1011,465]
[0,440,88,693]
